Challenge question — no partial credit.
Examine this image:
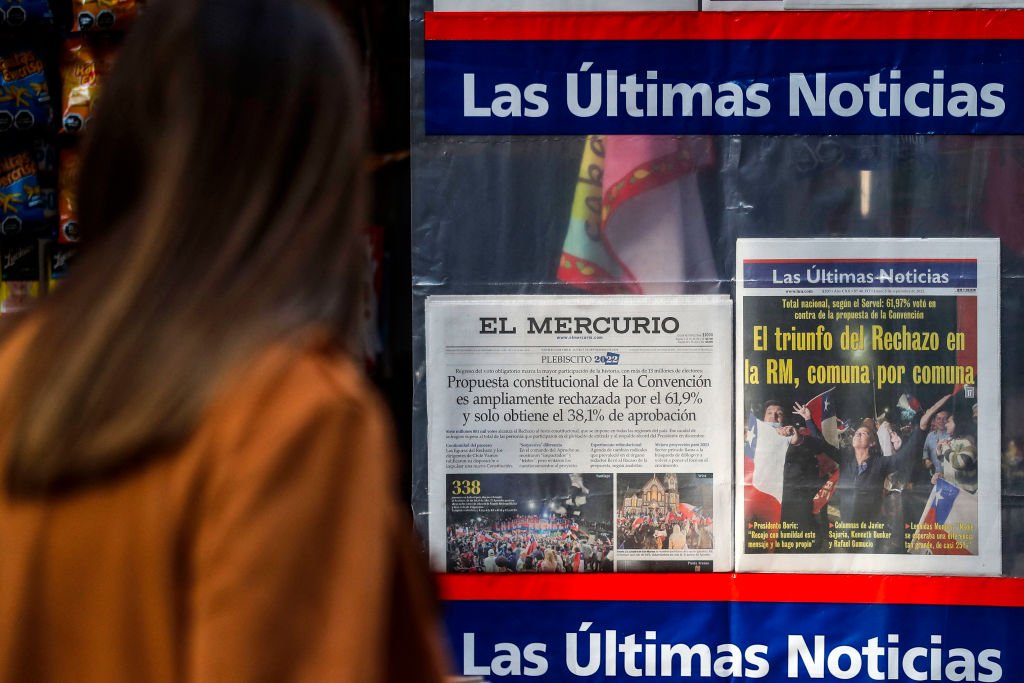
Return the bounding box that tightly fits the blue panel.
[426,40,1024,134]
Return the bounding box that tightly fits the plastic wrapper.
[0,237,39,314]
[72,0,137,32]
[48,241,76,290]
[0,0,53,26]
[0,48,52,134]
[31,138,56,228]
[410,6,1024,577]
[411,132,1024,575]
[0,145,46,235]
[57,146,79,242]
[60,37,118,134]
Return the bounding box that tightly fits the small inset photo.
[616,473,715,551]
[445,473,614,574]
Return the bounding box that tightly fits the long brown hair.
[4,0,368,496]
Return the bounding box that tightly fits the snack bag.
[58,146,79,243]
[0,278,39,313]
[0,0,53,27]
[31,138,57,225]
[48,242,76,290]
[0,238,40,314]
[73,0,137,32]
[0,48,52,134]
[31,137,55,176]
[61,37,118,134]
[0,147,46,235]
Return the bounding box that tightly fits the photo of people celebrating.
[744,386,977,556]
[616,473,714,551]
[445,473,613,573]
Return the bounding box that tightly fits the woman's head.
[6,0,368,495]
[79,0,367,321]
[885,422,903,451]
[852,423,880,455]
[945,406,975,439]
[761,400,784,424]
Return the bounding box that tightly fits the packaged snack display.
[0,48,52,134]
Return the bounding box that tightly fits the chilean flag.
[897,393,922,423]
[676,503,698,521]
[744,412,786,525]
[910,478,978,556]
[805,388,839,447]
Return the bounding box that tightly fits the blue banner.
[425,38,1024,135]
[741,259,979,289]
[445,598,1020,681]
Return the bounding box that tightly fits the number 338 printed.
[451,479,481,495]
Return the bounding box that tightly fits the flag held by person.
[910,478,978,556]
[744,412,787,524]
[805,388,839,447]
[897,393,922,423]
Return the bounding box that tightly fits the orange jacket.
[0,331,447,682]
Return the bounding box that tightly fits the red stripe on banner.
[743,258,975,264]
[438,574,1024,608]
[425,11,1024,42]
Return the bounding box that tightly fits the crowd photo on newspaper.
[743,384,979,556]
[445,473,615,572]
[615,473,715,551]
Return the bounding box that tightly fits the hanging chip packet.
[0,48,52,134]
[0,0,53,26]
[0,238,41,315]
[60,37,118,134]
[73,0,137,32]
[30,137,57,229]
[48,242,76,290]
[0,146,47,236]
[57,146,79,243]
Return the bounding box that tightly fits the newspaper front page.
[427,295,732,573]
[735,238,1001,574]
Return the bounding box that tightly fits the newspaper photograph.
[734,238,1001,575]
[427,295,732,572]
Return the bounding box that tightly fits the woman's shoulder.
[180,338,398,516]
[0,316,40,378]
[220,339,378,416]
[198,338,391,462]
